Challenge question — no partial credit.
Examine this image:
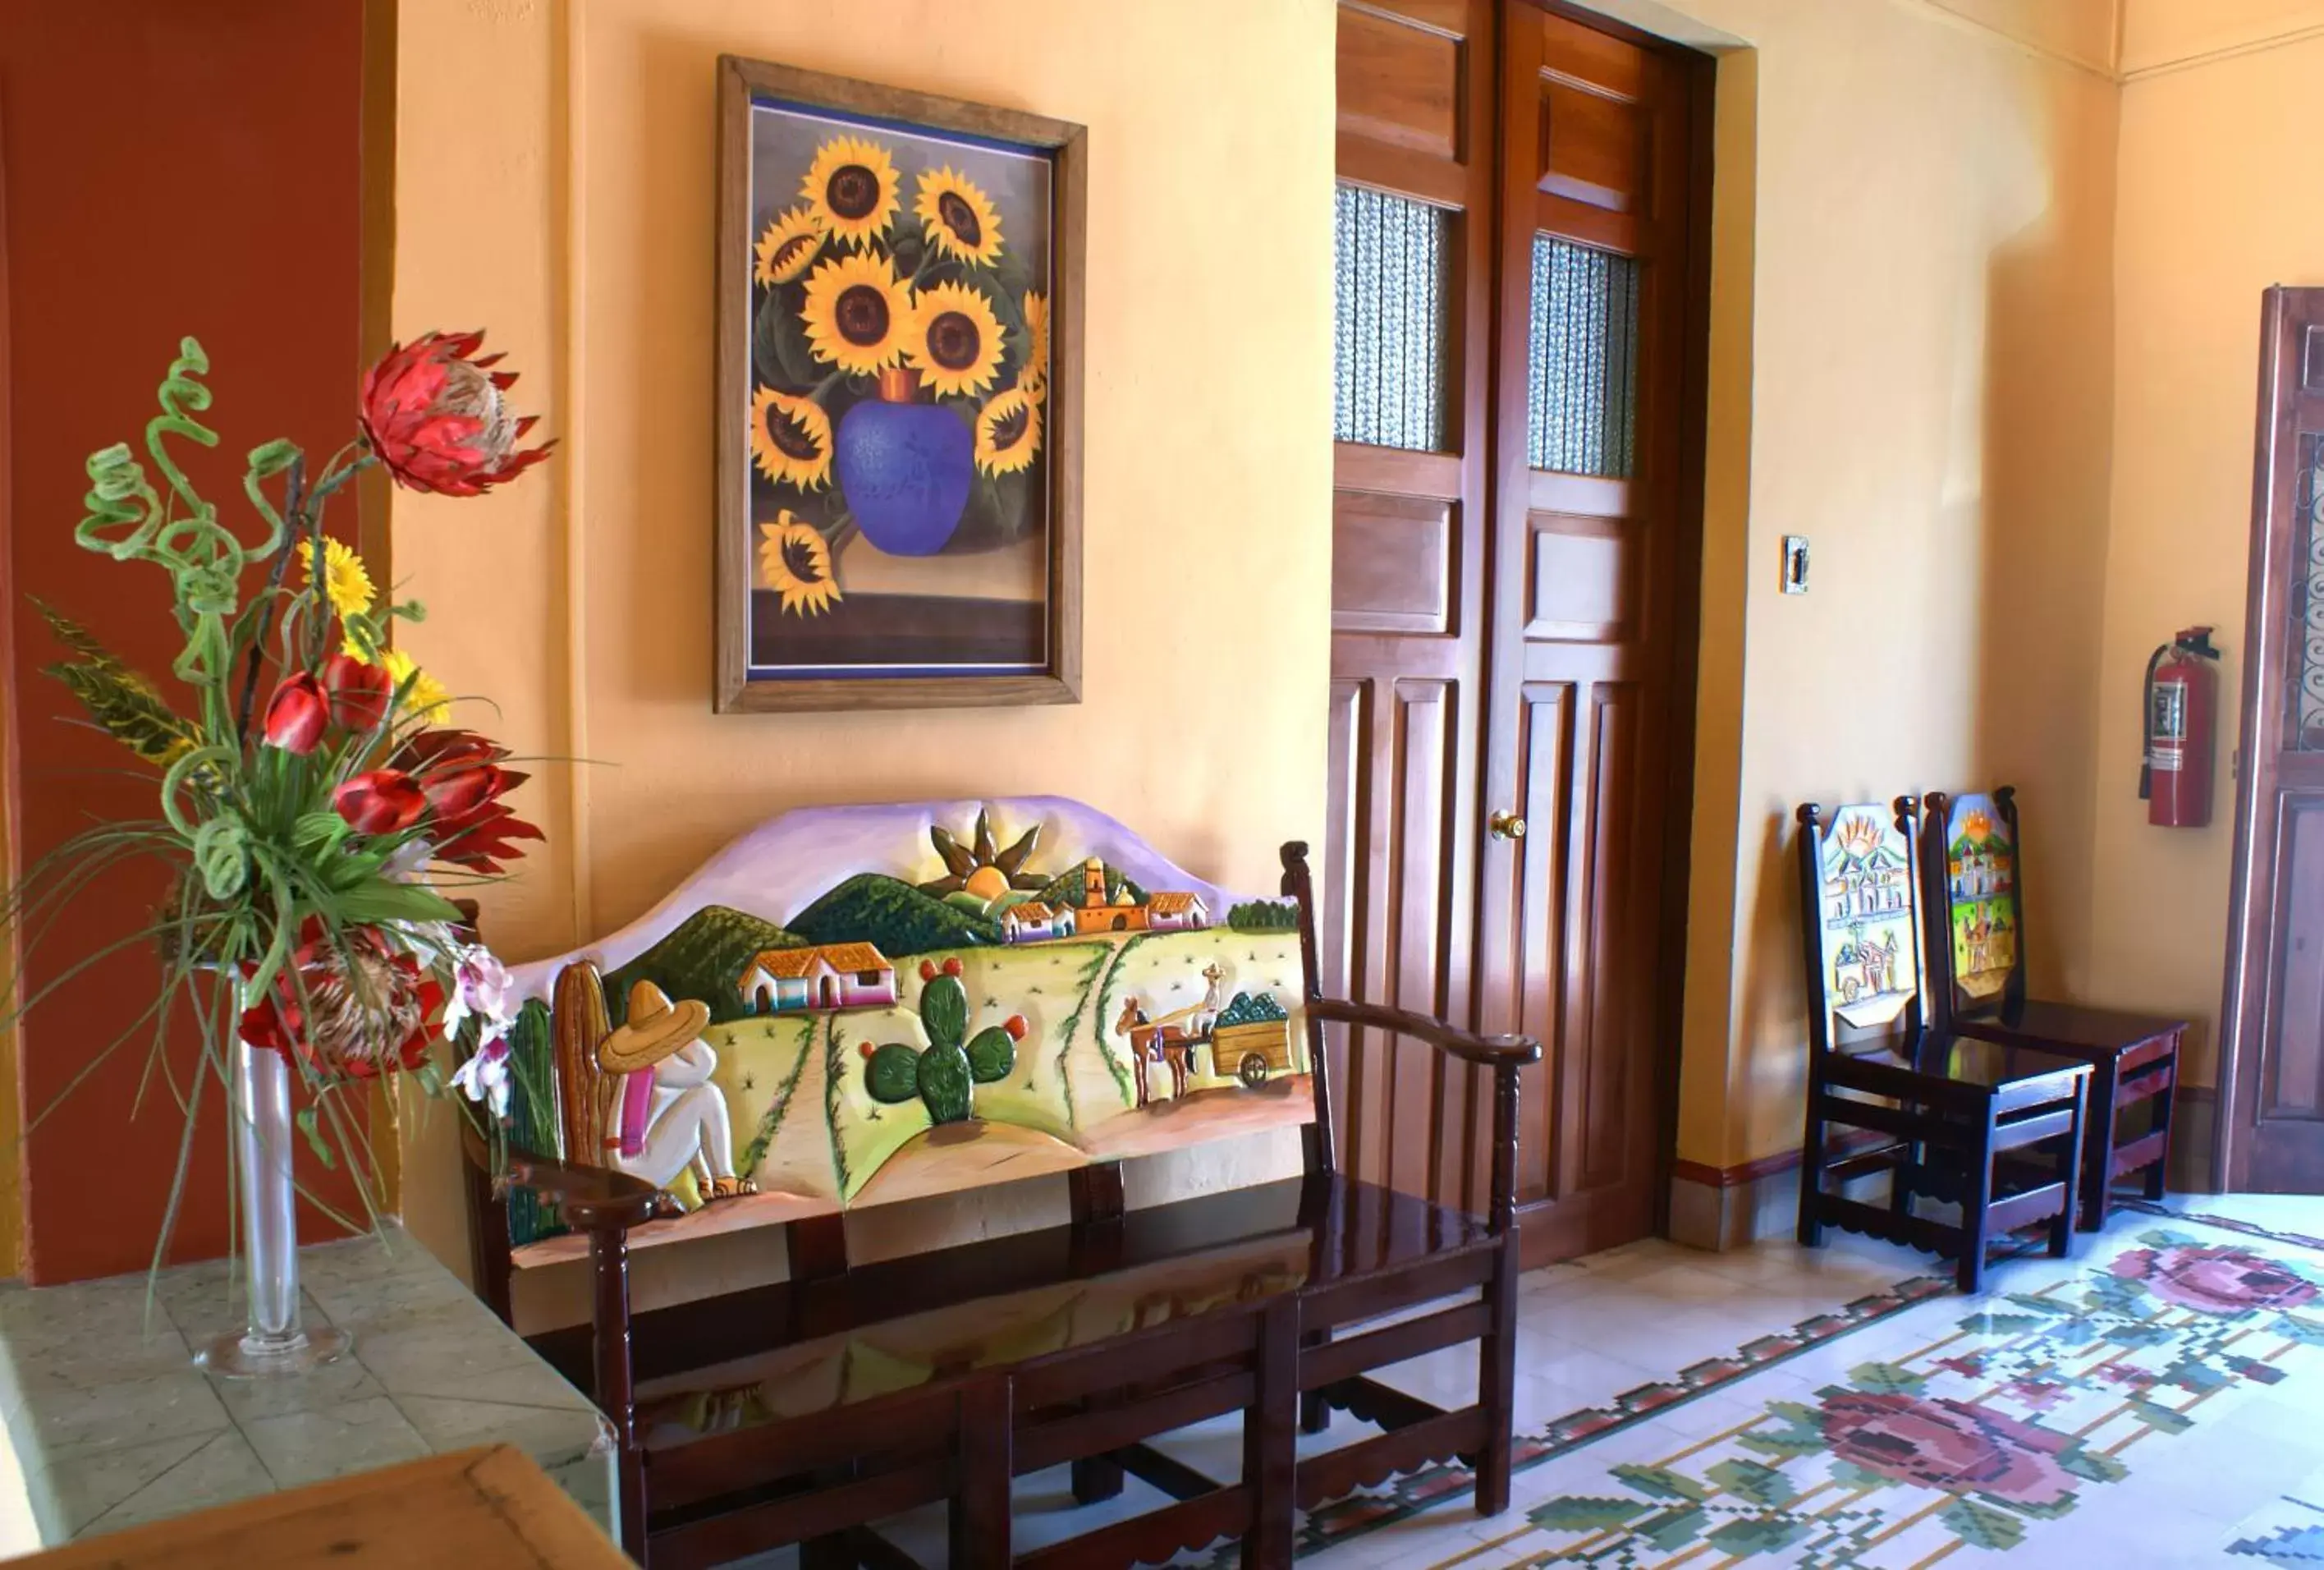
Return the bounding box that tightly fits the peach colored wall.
[2095,7,2324,1084]
[1591,0,2122,1167]
[390,0,1335,1286]
[2120,0,2324,77]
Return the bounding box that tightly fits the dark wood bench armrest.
[1303,998,1542,1068]
[461,1122,661,1232]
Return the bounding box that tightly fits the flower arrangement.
[749,134,1050,616]
[5,329,551,1254]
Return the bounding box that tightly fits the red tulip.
[423,764,506,821]
[322,654,393,731]
[262,672,328,754]
[359,330,555,497]
[334,769,428,835]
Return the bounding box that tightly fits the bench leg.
[1069,1421,1125,1505]
[1475,1232,1520,1517]
[1243,1299,1299,1568]
[800,1534,855,1570]
[952,1377,1012,1570]
[1298,1327,1332,1435]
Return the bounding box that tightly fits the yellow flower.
[758,512,842,617]
[974,388,1041,475]
[750,387,833,489]
[800,136,899,250]
[299,537,374,618]
[378,647,452,726]
[1020,289,1050,402]
[754,205,827,286]
[907,282,1005,398]
[914,167,1002,266]
[801,251,911,375]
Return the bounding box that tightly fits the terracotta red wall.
[2,1,369,1283]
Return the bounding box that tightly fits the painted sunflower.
[801,251,912,375]
[800,136,899,250]
[299,537,375,618]
[754,205,827,286]
[758,512,842,617]
[1020,289,1051,401]
[914,166,1003,266]
[974,388,1041,475]
[749,386,833,489]
[907,281,1005,398]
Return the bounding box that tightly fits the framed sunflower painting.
[715,56,1085,712]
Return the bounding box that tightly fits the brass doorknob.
[1487,809,1527,842]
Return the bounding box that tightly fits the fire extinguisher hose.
[2138,644,2167,801]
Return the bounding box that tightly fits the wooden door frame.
[2216,286,2324,1193]
[1480,0,1717,1252]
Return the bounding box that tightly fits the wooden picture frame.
[714,56,1084,713]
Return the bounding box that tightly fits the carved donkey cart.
[461,797,1541,1566]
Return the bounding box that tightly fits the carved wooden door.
[2223,286,2324,1193]
[1328,1,1708,1258]
[1325,0,1497,1210]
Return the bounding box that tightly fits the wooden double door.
[1324,0,1711,1262]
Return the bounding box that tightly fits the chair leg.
[2143,1054,2179,1201]
[2079,1058,2122,1233]
[1475,1232,1520,1517]
[2051,1077,2088,1263]
[1957,1113,1995,1295]
[1797,1093,1828,1248]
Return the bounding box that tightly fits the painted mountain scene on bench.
[492,797,1312,1256]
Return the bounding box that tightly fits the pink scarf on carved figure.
[617,1066,656,1159]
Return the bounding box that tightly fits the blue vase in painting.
[835,368,973,557]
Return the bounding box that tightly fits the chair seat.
[528,1173,1495,1452]
[1953,999,2185,1061]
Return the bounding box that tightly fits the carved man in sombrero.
[597,980,757,1205]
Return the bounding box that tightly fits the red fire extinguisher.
[2141,627,2221,828]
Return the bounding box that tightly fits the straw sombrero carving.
[597,980,712,1074]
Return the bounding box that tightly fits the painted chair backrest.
[489,796,1316,1256]
[1918,787,2025,1026]
[1794,801,1929,1061]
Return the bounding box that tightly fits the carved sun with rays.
[918,808,1050,902]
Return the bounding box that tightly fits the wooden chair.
[1918,788,2186,1230]
[1795,801,2093,1292]
[460,799,1540,1566]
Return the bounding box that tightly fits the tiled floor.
[733,1192,2324,1567]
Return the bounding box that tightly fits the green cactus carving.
[864,959,1023,1125]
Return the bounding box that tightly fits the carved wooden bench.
[460,797,1541,1566]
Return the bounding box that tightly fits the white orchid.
[451,1034,512,1119]
[441,943,517,1040]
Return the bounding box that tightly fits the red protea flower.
[334,769,428,835]
[433,802,543,875]
[358,330,554,497]
[241,923,443,1080]
[321,652,394,731]
[261,671,328,754]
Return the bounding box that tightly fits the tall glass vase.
[195,1035,351,1376]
